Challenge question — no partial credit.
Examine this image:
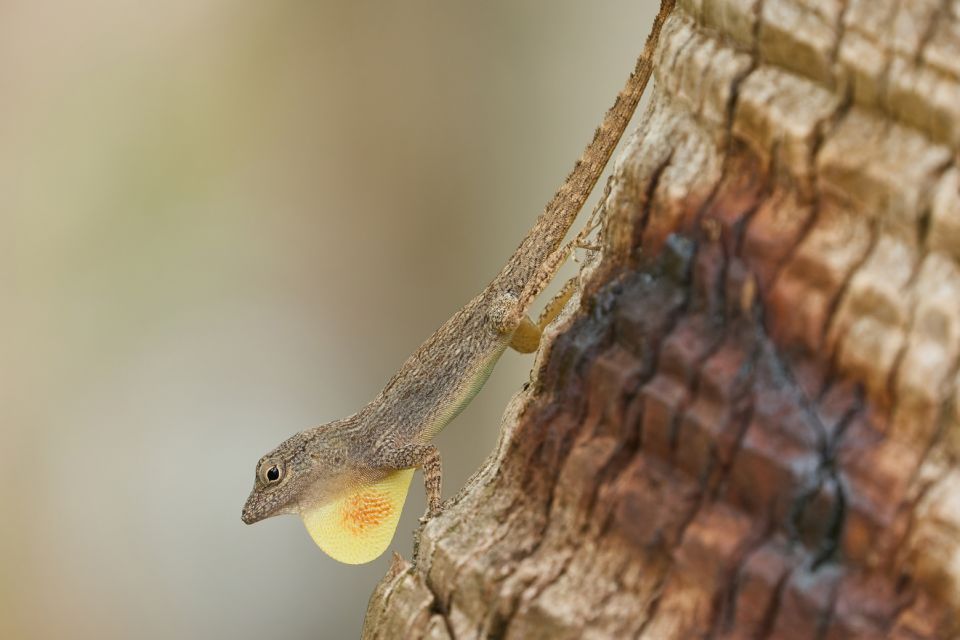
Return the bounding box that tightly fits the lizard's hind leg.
[536,276,578,332]
[508,276,578,354]
[509,315,541,353]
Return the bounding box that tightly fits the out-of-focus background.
[0,2,655,638]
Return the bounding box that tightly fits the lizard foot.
[419,498,450,524]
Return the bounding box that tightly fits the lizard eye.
[260,460,284,485]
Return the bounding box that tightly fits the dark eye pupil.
[266,465,280,482]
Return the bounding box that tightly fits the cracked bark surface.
[363,1,960,637]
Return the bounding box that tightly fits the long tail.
[492,0,675,309]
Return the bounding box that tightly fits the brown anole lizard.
[242,0,675,564]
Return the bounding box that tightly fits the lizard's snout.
[241,499,263,525]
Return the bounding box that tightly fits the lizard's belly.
[421,340,509,441]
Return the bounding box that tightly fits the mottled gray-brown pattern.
[241,2,677,528]
[363,0,960,637]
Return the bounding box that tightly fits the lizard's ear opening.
[300,469,415,564]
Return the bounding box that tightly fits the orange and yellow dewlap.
[300,469,415,564]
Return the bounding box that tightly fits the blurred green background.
[0,2,654,638]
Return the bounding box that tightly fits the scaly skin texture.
[241,0,677,564]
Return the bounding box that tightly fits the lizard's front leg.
[380,443,443,518]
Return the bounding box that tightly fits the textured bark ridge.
[363,1,960,637]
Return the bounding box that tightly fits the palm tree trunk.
[363,0,960,637]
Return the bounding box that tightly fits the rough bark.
[363,0,960,637]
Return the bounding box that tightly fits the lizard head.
[241,422,353,526]
[242,417,417,564]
